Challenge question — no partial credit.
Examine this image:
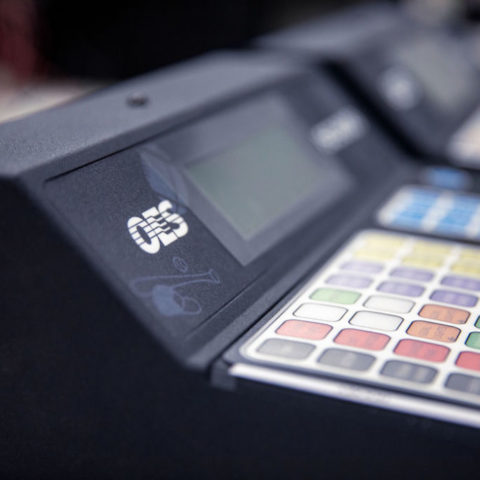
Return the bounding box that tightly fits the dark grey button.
[381,360,437,384]
[445,373,480,396]
[257,338,314,360]
[317,348,375,371]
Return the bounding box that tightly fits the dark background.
[0,0,378,80]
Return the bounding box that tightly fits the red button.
[334,328,390,351]
[394,339,449,362]
[456,351,480,372]
[276,320,332,340]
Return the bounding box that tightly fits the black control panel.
[258,2,480,168]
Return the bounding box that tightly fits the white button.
[364,295,414,314]
[350,311,403,331]
[294,303,346,322]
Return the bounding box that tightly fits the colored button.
[422,167,472,191]
[407,321,460,343]
[294,304,346,322]
[394,339,449,363]
[390,213,424,229]
[257,338,314,360]
[310,288,360,305]
[411,241,451,256]
[350,311,403,331]
[317,348,375,371]
[430,289,477,307]
[418,304,469,325]
[276,320,332,341]
[441,275,480,291]
[402,255,444,269]
[451,261,480,278]
[334,329,390,351]
[326,274,372,289]
[446,373,480,396]
[466,332,480,350]
[362,233,405,249]
[458,249,480,263]
[381,360,437,384]
[477,317,480,328]
[390,266,433,282]
[377,281,424,297]
[341,260,383,274]
[353,248,395,261]
[438,212,472,227]
[456,351,480,371]
[364,295,414,314]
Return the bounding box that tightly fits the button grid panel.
[240,230,480,407]
[377,186,480,239]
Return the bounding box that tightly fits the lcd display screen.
[184,125,327,240]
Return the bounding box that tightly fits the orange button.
[395,339,449,362]
[456,351,480,372]
[418,304,469,325]
[334,328,390,351]
[407,321,460,343]
[276,320,332,340]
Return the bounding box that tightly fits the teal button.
[466,333,480,350]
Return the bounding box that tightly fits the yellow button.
[451,261,480,278]
[402,255,444,268]
[411,241,451,256]
[353,248,396,261]
[458,249,480,263]
[362,233,405,250]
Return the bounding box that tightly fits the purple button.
[430,289,478,307]
[441,275,480,291]
[341,260,383,274]
[390,267,433,282]
[326,274,372,289]
[377,281,424,297]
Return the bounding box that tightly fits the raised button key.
[456,351,480,371]
[378,281,424,297]
[418,304,469,324]
[402,255,444,269]
[276,320,332,341]
[334,329,390,351]
[350,311,403,331]
[411,241,451,256]
[257,338,314,360]
[381,360,437,384]
[310,288,360,305]
[441,275,480,291]
[446,374,480,396]
[390,267,433,282]
[407,321,460,343]
[294,303,346,322]
[430,289,477,307]
[364,295,413,314]
[451,261,480,278]
[317,348,375,371]
[326,274,372,289]
[341,260,383,274]
[466,332,480,350]
[395,339,449,362]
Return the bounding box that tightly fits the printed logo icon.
[127,200,188,254]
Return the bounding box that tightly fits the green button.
[476,316,480,329]
[310,288,360,305]
[466,332,480,350]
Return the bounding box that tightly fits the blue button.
[440,211,473,226]
[434,221,465,235]
[422,167,472,191]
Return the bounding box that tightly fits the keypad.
[241,230,480,408]
[377,186,480,240]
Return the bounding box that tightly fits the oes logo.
[127,200,189,254]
